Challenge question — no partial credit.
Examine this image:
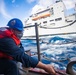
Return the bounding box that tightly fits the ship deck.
[19,67,67,75]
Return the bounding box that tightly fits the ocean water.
[21,34,76,71]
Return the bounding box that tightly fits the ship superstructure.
[23,1,76,37]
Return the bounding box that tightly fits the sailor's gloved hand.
[36,61,56,75]
[43,64,56,75]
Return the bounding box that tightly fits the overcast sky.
[0,0,76,27]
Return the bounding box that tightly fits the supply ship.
[23,0,76,38]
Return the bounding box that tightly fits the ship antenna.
[59,0,67,16]
[75,3,76,20]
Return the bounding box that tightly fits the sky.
[0,0,76,27]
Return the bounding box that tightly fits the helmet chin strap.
[12,29,23,39]
[16,33,23,39]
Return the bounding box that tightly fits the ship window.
[56,1,60,3]
[55,18,62,21]
[50,20,54,22]
[50,23,55,25]
[43,21,47,23]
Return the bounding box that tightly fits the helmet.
[7,18,23,31]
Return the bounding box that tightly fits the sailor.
[0,18,56,75]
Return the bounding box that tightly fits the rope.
[55,69,70,75]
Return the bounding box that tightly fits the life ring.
[66,57,76,75]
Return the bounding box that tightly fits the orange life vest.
[0,27,20,59]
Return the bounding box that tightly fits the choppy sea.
[21,34,76,71]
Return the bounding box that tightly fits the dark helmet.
[7,18,23,31]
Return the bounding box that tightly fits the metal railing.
[24,23,41,61]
